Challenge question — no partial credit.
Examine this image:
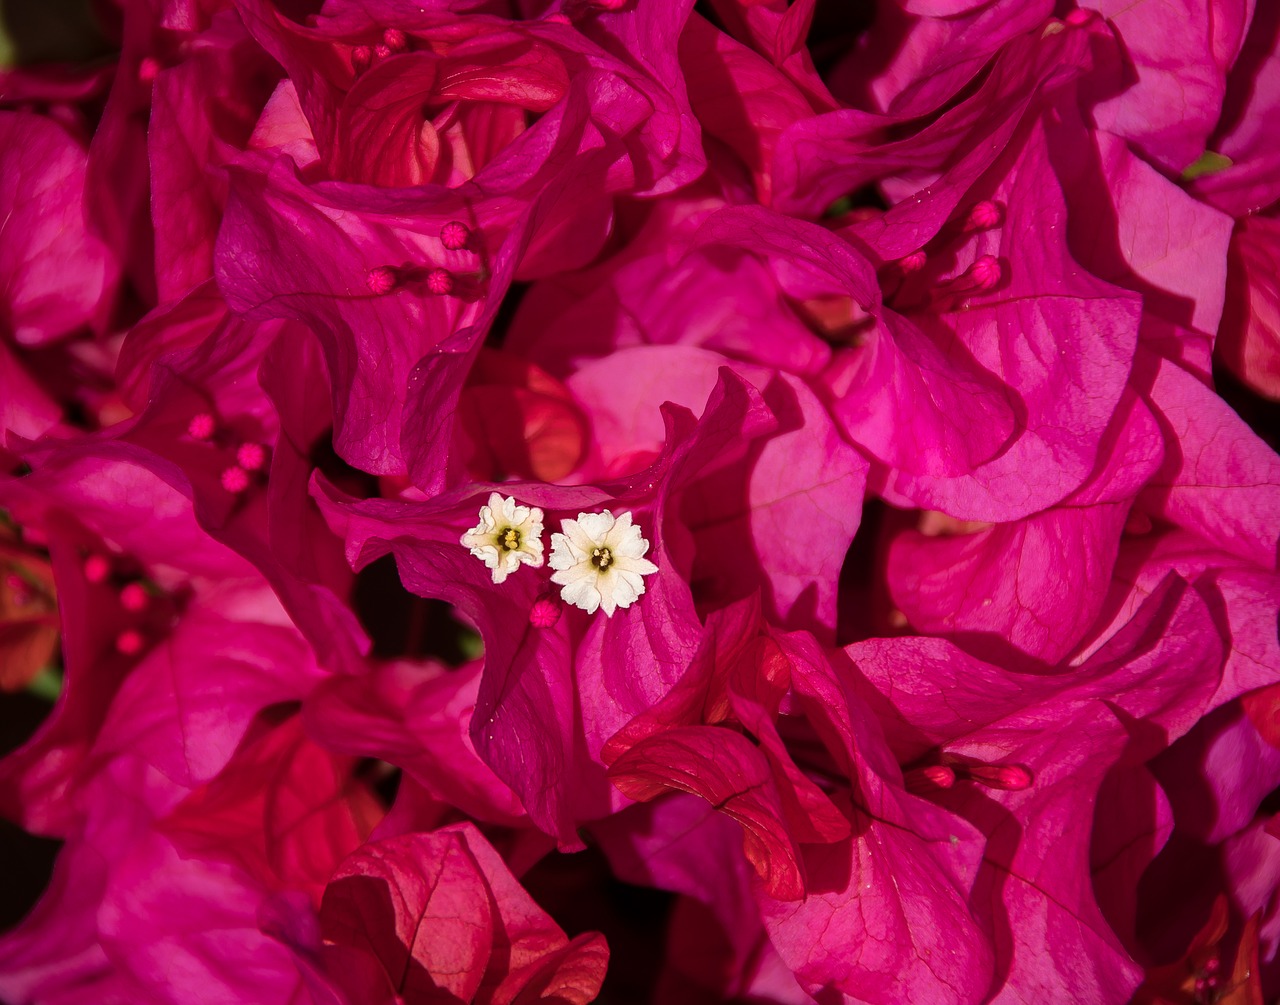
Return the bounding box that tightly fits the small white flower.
[548,510,658,617]
[461,493,545,584]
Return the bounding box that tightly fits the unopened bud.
[965,200,1002,231]
[440,221,470,251]
[236,443,267,472]
[970,255,1002,290]
[529,595,562,628]
[967,764,1033,791]
[119,582,149,612]
[221,466,250,494]
[367,267,396,295]
[115,629,145,655]
[188,413,217,440]
[898,250,928,273]
[426,268,454,295]
[84,554,111,584]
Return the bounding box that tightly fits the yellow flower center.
[590,547,613,570]
[500,527,521,551]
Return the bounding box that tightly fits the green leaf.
[823,195,857,219]
[0,18,15,69]
[457,628,484,662]
[1181,151,1233,181]
[26,666,63,702]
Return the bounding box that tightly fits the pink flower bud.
[83,554,111,583]
[221,466,250,494]
[965,200,1002,231]
[115,629,145,655]
[529,595,562,628]
[970,255,1003,291]
[905,764,956,793]
[967,764,1033,791]
[440,221,470,251]
[236,442,267,472]
[188,413,217,440]
[426,268,454,296]
[367,267,396,295]
[119,582,149,612]
[898,250,928,273]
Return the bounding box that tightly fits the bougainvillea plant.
[1,1,1278,1003]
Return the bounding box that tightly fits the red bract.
[148,13,280,301]
[237,0,703,191]
[886,391,1164,665]
[161,716,382,905]
[605,600,850,900]
[1219,216,1280,400]
[305,658,527,827]
[824,0,1053,119]
[0,112,117,345]
[853,579,1226,1000]
[319,825,608,1004]
[760,633,994,1003]
[1082,0,1250,174]
[453,349,589,484]
[314,370,771,844]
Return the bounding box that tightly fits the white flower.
[548,510,658,616]
[460,493,545,584]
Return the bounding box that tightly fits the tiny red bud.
[221,466,250,494]
[530,595,562,628]
[905,764,956,794]
[83,554,111,584]
[440,221,470,250]
[970,255,1002,291]
[115,629,145,655]
[968,764,1033,791]
[236,442,267,472]
[921,765,955,788]
[898,250,928,273]
[188,413,216,440]
[965,200,1002,230]
[426,268,454,295]
[367,267,396,295]
[119,582,149,613]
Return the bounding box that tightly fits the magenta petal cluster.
[1,1,1279,1003]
